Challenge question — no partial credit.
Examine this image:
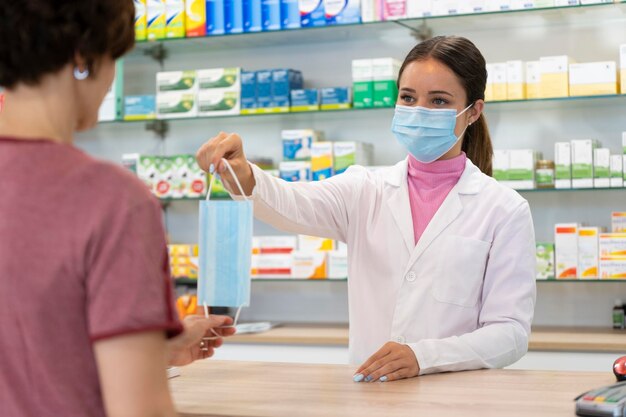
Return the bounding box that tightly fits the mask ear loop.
[202,158,250,341]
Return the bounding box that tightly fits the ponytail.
[462,113,493,177]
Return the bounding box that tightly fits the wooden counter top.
[170,360,613,417]
[227,325,626,352]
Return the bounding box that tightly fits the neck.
[0,69,76,144]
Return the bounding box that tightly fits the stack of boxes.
[123,153,212,199]
[156,68,241,119]
[251,235,348,279]
[169,244,199,279]
[492,149,539,190]
[279,130,373,182]
[241,69,303,114]
[352,58,400,108]
[546,213,626,280]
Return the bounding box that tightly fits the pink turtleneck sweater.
[407,152,467,245]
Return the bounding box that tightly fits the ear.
[468,100,485,125]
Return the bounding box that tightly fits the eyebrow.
[399,87,454,97]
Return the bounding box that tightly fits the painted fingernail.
[365,376,373,382]
[209,164,215,174]
[353,374,364,383]
[380,376,388,383]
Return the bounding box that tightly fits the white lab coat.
[245,157,536,375]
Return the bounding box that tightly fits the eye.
[432,97,449,106]
[400,94,416,104]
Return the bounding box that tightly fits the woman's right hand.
[196,132,255,196]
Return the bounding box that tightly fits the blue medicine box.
[207,0,225,35]
[124,95,156,120]
[290,89,319,111]
[262,0,281,31]
[320,87,352,110]
[271,69,303,109]
[300,0,326,27]
[256,70,273,109]
[224,0,244,34]
[243,0,262,32]
[240,71,257,112]
[281,0,301,29]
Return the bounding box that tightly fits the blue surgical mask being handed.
[391,102,474,163]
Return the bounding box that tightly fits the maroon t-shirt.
[0,137,183,417]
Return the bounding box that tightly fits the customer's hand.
[196,132,255,196]
[353,342,420,382]
[167,315,236,366]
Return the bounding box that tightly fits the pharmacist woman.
[196,36,537,382]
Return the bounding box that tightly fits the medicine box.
[490,63,507,101]
[197,68,240,90]
[333,141,373,175]
[279,161,311,182]
[506,60,526,100]
[594,148,611,188]
[599,233,626,260]
[372,58,401,107]
[282,129,323,161]
[536,243,555,280]
[600,259,626,279]
[261,0,281,30]
[98,61,124,122]
[165,0,186,38]
[485,64,494,102]
[186,0,207,37]
[619,44,626,94]
[507,149,536,190]
[156,92,198,119]
[328,251,348,279]
[225,0,244,33]
[147,0,166,40]
[311,142,334,180]
[610,155,624,188]
[186,155,208,198]
[578,227,600,279]
[383,0,407,20]
[299,0,326,27]
[271,69,303,110]
[255,70,273,110]
[320,87,352,110]
[612,213,626,233]
[493,149,510,185]
[569,62,618,96]
[137,155,158,194]
[290,89,319,112]
[571,139,598,188]
[253,254,293,278]
[243,0,262,32]
[298,235,335,251]
[554,0,579,5]
[207,0,226,35]
[154,156,173,198]
[240,71,257,113]
[623,131,626,154]
[157,71,198,92]
[525,61,542,99]
[431,0,473,15]
[324,0,361,25]
[170,155,188,199]
[555,142,572,189]
[292,251,327,279]
[280,0,301,29]
[257,236,297,254]
[134,0,148,41]
[555,223,579,279]
[197,89,240,116]
[352,59,374,108]
[407,0,432,17]
[124,95,156,120]
[540,55,572,98]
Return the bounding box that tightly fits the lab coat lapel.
[385,162,415,254]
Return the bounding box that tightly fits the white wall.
[76,4,626,328]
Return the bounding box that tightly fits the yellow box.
[491,63,507,101]
[569,62,618,97]
[540,56,572,98]
[134,0,147,41]
[166,0,186,39]
[298,235,336,252]
[292,251,327,279]
[186,0,207,37]
[147,0,166,40]
[526,61,541,99]
[485,64,494,101]
[506,61,526,100]
[578,227,600,279]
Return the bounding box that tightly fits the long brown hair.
[397,36,493,176]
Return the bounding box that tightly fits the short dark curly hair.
[0,0,135,89]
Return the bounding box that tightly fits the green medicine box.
[373,80,398,108]
[353,81,374,108]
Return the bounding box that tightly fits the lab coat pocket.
[433,236,490,308]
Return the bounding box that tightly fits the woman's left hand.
[354,342,420,382]
[167,315,236,366]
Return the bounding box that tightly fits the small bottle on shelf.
[536,160,555,189]
[613,299,625,330]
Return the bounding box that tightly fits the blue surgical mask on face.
[391,103,474,164]
[198,160,252,311]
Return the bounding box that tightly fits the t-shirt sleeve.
[85,194,183,342]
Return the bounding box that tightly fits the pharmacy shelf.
[538,279,626,283]
[174,278,347,286]
[128,2,626,56]
[98,93,626,128]
[518,187,625,193]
